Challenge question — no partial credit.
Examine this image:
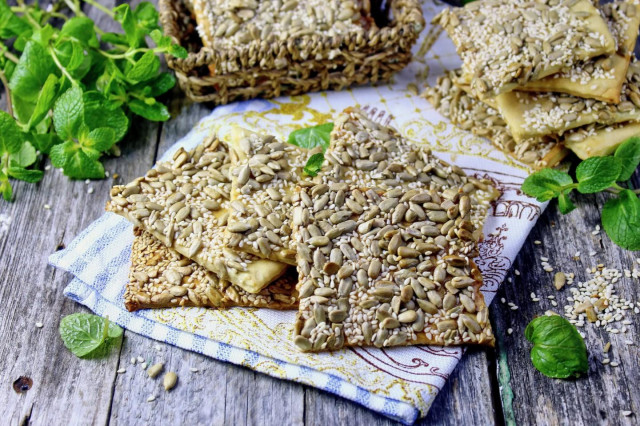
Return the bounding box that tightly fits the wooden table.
[1,1,639,424]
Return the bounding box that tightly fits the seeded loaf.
[126,228,298,311]
[516,1,640,103]
[424,71,569,170]
[291,185,493,352]
[434,0,616,99]
[321,108,500,236]
[563,121,640,158]
[226,127,307,266]
[107,135,289,294]
[495,58,640,142]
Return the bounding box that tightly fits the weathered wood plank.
[0,1,161,424]
[492,172,640,425]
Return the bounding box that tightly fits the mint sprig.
[0,0,187,200]
[59,313,123,358]
[288,123,334,177]
[521,137,640,250]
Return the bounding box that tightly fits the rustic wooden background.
[0,0,639,425]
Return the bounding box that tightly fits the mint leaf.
[9,141,36,167]
[525,315,588,379]
[9,41,58,102]
[60,17,99,48]
[28,74,58,129]
[8,167,43,183]
[30,133,61,155]
[557,191,576,214]
[83,92,129,141]
[614,136,640,182]
[84,127,116,152]
[128,98,170,121]
[53,86,85,140]
[59,313,123,359]
[288,123,333,150]
[54,39,85,72]
[576,156,622,194]
[303,153,325,177]
[49,140,74,168]
[114,4,144,48]
[602,190,640,251]
[0,0,30,38]
[144,72,175,97]
[126,50,159,83]
[521,168,573,202]
[133,2,160,34]
[0,110,25,155]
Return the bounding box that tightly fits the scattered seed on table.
[35,322,43,328]
[117,369,126,374]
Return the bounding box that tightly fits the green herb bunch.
[0,0,187,201]
[287,122,333,176]
[522,137,640,251]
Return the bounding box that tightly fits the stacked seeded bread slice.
[108,107,500,351]
[431,0,640,163]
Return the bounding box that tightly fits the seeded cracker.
[291,185,493,351]
[564,121,640,158]
[107,135,288,294]
[434,0,616,99]
[226,128,307,266]
[190,0,372,51]
[495,58,640,142]
[321,108,500,236]
[517,2,640,103]
[423,71,569,169]
[126,228,298,311]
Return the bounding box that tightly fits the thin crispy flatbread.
[423,70,569,169]
[564,121,640,158]
[126,228,298,311]
[517,2,640,103]
[291,185,493,352]
[226,127,307,266]
[107,135,288,294]
[435,0,616,98]
[495,59,640,142]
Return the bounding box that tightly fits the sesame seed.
[507,328,513,335]
[140,362,148,370]
[117,368,126,374]
[137,356,145,363]
[130,357,136,365]
[44,204,51,210]
[35,322,43,328]
[610,361,620,367]
[622,411,633,417]
[534,240,542,245]
[147,395,156,402]
[87,187,94,194]
[190,367,199,373]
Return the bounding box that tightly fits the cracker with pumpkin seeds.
[291,185,493,352]
[424,71,569,169]
[517,1,640,103]
[321,108,500,238]
[107,135,288,294]
[434,0,616,99]
[126,228,298,311]
[495,58,640,142]
[225,128,307,266]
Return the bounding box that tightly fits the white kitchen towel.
[49,2,548,423]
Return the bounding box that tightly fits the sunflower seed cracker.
[434,0,616,98]
[423,71,569,169]
[517,2,640,103]
[292,185,493,352]
[126,228,298,311]
[226,128,307,265]
[496,58,640,142]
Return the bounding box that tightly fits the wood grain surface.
[0,1,638,425]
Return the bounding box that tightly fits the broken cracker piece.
[226,127,307,266]
[107,135,288,294]
[434,0,616,98]
[517,1,640,103]
[126,228,298,311]
[495,58,640,142]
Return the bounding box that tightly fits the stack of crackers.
[425,0,640,169]
[107,107,500,351]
